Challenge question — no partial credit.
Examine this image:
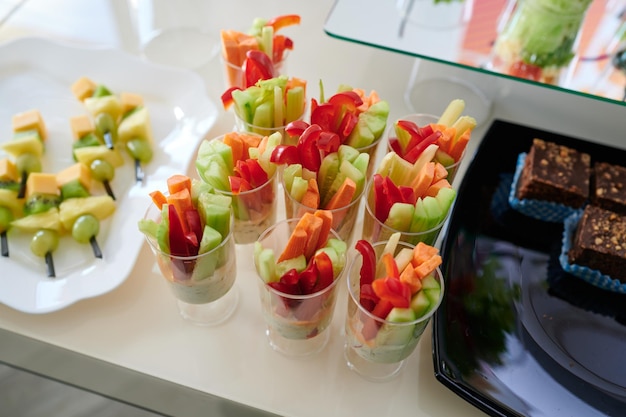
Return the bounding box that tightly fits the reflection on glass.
[325,0,626,104]
[490,0,594,85]
[443,232,521,377]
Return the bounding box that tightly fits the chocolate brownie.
[592,161,626,215]
[517,138,590,207]
[568,205,626,282]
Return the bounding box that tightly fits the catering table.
[0,1,625,416]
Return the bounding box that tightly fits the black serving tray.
[433,119,626,417]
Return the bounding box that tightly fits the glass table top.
[324,0,626,106]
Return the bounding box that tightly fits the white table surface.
[1,1,625,416]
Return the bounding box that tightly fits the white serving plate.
[0,37,217,313]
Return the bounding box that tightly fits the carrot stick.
[150,190,167,209]
[411,162,435,198]
[399,265,422,293]
[223,132,245,163]
[424,178,451,198]
[277,227,308,263]
[323,177,357,210]
[414,255,442,279]
[433,162,449,182]
[166,188,194,233]
[167,174,192,195]
[412,242,439,265]
[303,214,324,259]
[299,178,320,209]
[313,210,333,250]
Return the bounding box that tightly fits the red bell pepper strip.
[359,283,379,313]
[221,86,241,110]
[399,186,416,205]
[372,277,411,308]
[272,34,294,63]
[265,14,301,32]
[403,131,442,164]
[285,120,310,137]
[243,50,275,88]
[388,137,403,155]
[337,111,358,140]
[168,204,191,258]
[270,144,300,165]
[373,174,389,223]
[370,298,394,320]
[381,252,399,279]
[244,159,269,188]
[309,102,337,133]
[297,259,318,295]
[312,251,334,293]
[297,124,323,172]
[355,239,376,287]
[316,131,341,155]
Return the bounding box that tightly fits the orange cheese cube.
[26,172,60,200]
[56,162,91,189]
[120,92,144,114]
[69,115,94,140]
[71,76,97,101]
[12,109,47,141]
[0,158,18,182]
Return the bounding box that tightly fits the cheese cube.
[12,109,47,141]
[71,76,97,101]
[26,173,60,200]
[56,162,91,189]
[120,92,144,115]
[69,115,94,140]
[0,158,18,182]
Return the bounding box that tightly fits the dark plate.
[433,119,626,417]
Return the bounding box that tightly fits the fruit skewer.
[70,115,122,200]
[12,172,62,277]
[118,92,154,183]
[56,162,104,258]
[58,194,116,260]
[71,77,122,151]
[1,109,47,199]
[0,159,23,257]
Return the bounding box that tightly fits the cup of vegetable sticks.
[220,14,300,90]
[140,200,238,326]
[386,111,472,184]
[360,173,454,247]
[253,214,347,357]
[344,236,445,381]
[195,132,280,244]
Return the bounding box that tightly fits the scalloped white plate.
[0,37,218,313]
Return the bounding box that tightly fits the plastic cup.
[142,204,238,326]
[214,171,278,245]
[254,218,346,357]
[361,178,449,246]
[344,240,445,381]
[196,134,278,245]
[133,0,219,69]
[386,113,465,183]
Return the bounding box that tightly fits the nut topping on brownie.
[517,138,590,207]
[568,205,626,282]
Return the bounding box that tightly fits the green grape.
[30,229,59,257]
[16,153,42,174]
[72,214,99,243]
[90,159,115,182]
[126,139,153,163]
[0,206,13,233]
[95,113,118,145]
